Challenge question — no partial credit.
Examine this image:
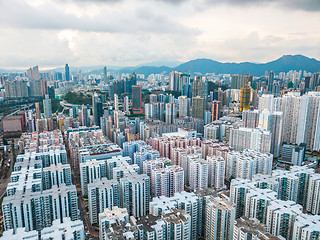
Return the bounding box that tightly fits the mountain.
[173,55,320,75]
[136,61,182,68]
[117,54,320,76]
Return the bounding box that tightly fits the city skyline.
[0,0,319,68]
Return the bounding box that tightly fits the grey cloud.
[155,0,320,11]
[57,0,320,11]
[0,0,199,35]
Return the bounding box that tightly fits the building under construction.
[239,75,251,112]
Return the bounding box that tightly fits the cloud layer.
[0,0,319,69]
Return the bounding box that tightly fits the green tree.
[287,81,294,89]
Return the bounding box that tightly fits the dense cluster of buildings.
[1,65,320,240]
[1,130,84,239]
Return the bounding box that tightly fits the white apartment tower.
[205,197,236,240]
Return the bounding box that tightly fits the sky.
[0,0,319,69]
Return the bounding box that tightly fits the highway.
[7,103,34,116]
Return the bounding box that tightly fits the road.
[77,191,99,239]
[60,100,80,108]
[66,145,99,239]
[7,103,33,116]
[0,149,14,199]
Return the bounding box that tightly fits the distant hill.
[119,54,320,76]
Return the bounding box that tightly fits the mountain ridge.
[121,54,320,76]
[0,55,319,76]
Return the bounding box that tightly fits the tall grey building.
[43,94,52,119]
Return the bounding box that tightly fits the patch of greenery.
[252,81,257,90]
[287,81,294,89]
[208,81,229,93]
[51,98,63,113]
[165,90,181,98]
[63,92,92,105]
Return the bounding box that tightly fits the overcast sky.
[0,0,319,69]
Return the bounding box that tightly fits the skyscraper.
[35,102,41,119]
[65,63,70,81]
[132,85,143,114]
[103,66,107,83]
[114,94,119,111]
[124,96,129,112]
[43,94,52,119]
[41,79,48,96]
[211,100,220,121]
[92,93,103,126]
[268,71,274,93]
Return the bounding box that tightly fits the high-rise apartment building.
[259,110,283,157]
[120,173,150,218]
[258,94,274,112]
[296,92,320,151]
[178,96,190,117]
[231,74,247,89]
[150,165,184,197]
[132,85,143,114]
[80,159,107,196]
[124,96,129,112]
[229,127,271,153]
[205,197,236,240]
[88,178,120,224]
[165,103,177,124]
[169,71,181,91]
[191,96,205,119]
[29,79,42,97]
[242,109,260,128]
[188,158,208,190]
[310,72,320,89]
[211,100,220,121]
[150,191,202,239]
[207,156,225,189]
[233,217,282,240]
[281,92,301,144]
[192,76,208,104]
[226,149,273,181]
[99,207,136,240]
